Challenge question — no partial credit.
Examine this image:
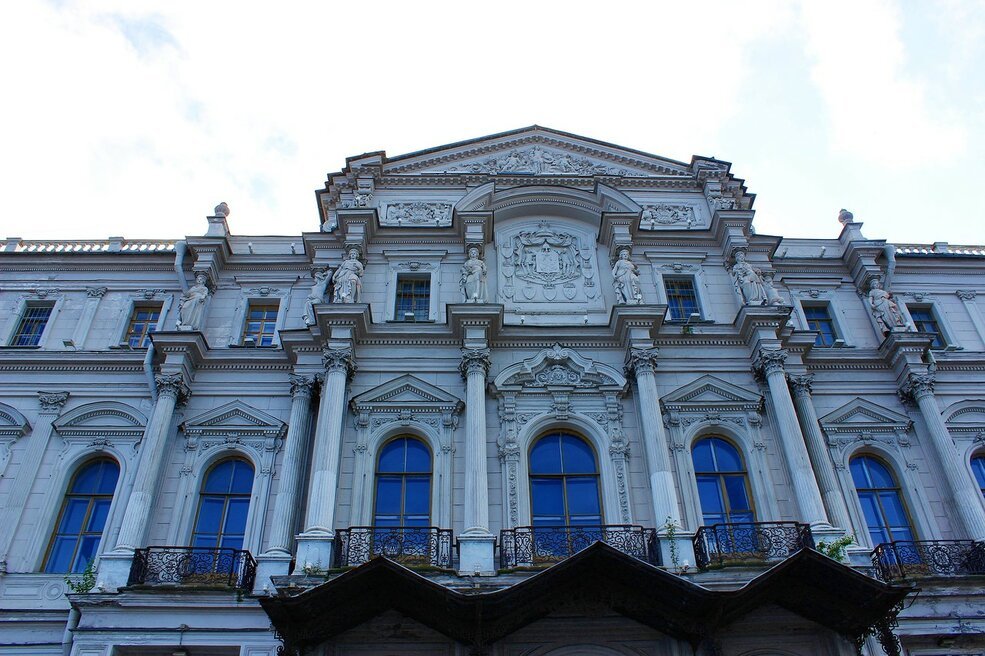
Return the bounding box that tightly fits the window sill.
[386,319,436,324]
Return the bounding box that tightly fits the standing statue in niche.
[332,248,364,304]
[868,278,908,333]
[761,270,785,306]
[731,250,768,305]
[176,272,211,330]
[460,246,488,303]
[611,249,643,305]
[302,267,331,325]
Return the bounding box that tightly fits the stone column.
[752,349,828,526]
[458,348,496,575]
[900,372,985,540]
[295,348,354,570]
[956,291,985,346]
[100,374,187,589]
[0,391,68,569]
[787,374,853,531]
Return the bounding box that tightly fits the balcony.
[499,524,659,569]
[693,522,814,569]
[127,546,257,591]
[871,540,985,582]
[333,526,454,568]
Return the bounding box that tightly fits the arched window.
[692,437,754,526]
[191,459,254,551]
[973,454,985,498]
[44,459,119,573]
[850,455,915,546]
[374,437,432,527]
[529,433,602,526]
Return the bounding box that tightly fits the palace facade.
[1,127,984,656]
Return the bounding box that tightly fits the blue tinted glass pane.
[696,477,724,514]
[730,511,755,524]
[723,475,751,512]
[530,435,562,474]
[87,499,111,532]
[878,492,910,527]
[712,439,742,471]
[59,499,89,534]
[561,436,596,473]
[195,497,225,532]
[74,536,100,572]
[858,492,884,530]
[378,441,405,472]
[865,459,896,488]
[374,478,401,514]
[973,457,985,491]
[890,526,915,542]
[850,458,869,488]
[230,461,254,493]
[404,478,431,515]
[531,479,564,520]
[94,461,120,494]
[565,478,601,516]
[403,514,429,527]
[45,537,76,573]
[404,439,431,472]
[204,461,234,493]
[692,440,714,472]
[193,534,219,549]
[220,536,244,551]
[72,463,101,494]
[223,499,250,536]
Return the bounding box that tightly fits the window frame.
[240,301,280,347]
[4,297,62,348]
[528,432,604,527]
[663,276,703,322]
[110,292,173,349]
[190,458,255,551]
[801,302,839,347]
[393,273,432,322]
[691,436,756,526]
[383,250,446,323]
[372,436,434,527]
[849,454,918,548]
[643,252,711,323]
[123,302,165,348]
[228,293,288,347]
[794,297,853,347]
[903,302,954,349]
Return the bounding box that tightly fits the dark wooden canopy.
[261,543,910,655]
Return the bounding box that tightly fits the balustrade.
[693,522,814,569]
[499,524,659,569]
[127,546,257,591]
[871,540,985,582]
[332,526,453,568]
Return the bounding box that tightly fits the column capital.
[624,347,659,377]
[37,391,69,414]
[459,348,491,380]
[787,373,814,398]
[957,290,977,301]
[752,348,787,380]
[289,373,320,399]
[322,347,356,378]
[154,373,190,402]
[898,371,935,404]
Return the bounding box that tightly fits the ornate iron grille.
[871,540,985,582]
[332,526,453,568]
[127,546,257,591]
[499,525,659,569]
[692,521,814,569]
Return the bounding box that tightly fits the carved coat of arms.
[499,222,597,306]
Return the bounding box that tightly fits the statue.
[332,248,364,304]
[731,250,767,305]
[611,249,643,305]
[177,272,211,330]
[460,246,488,303]
[762,270,784,306]
[302,267,331,325]
[868,278,907,333]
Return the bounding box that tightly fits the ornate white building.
[1,127,984,656]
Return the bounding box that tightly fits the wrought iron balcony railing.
[693,521,814,569]
[499,524,659,569]
[871,540,985,582]
[332,526,454,568]
[127,546,257,591]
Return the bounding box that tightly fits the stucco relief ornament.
[176,272,211,331]
[624,347,659,377]
[288,374,318,399]
[302,267,331,325]
[753,348,787,380]
[384,202,452,227]
[898,372,935,404]
[611,248,643,305]
[459,348,491,379]
[449,145,628,176]
[868,278,909,334]
[730,250,768,305]
[640,204,696,229]
[154,373,190,402]
[460,247,488,303]
[322,347,356,378]
[38,391,70,413]
[332,248,363,304]
[501,222,589,301]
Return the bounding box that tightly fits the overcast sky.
[2,1,983,245]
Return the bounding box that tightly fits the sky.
[1,0,983,245]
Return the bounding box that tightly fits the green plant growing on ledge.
[64,560,96,594]
[816,535,855,562]
[664,516,689,574]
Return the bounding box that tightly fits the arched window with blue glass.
[692,437,755,526]
[191,459,254,551]
[529,432,602,526]
[850,454,915,547]
[373,437,432,527]
[44,458,120,573]
[972,453,985,499]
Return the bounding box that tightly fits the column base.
[253,553,293,593]
[294,533,334,574]
[457,533,496,576]
[659,532,697,573]
[96,550,135,591]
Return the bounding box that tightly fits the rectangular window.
[665,278,700,321]
[12,303,53,346]
[124,304,162,348]
[242,303,278,346]
[907,306,945,348]
[395,275,430,321]
[804,304,837,346]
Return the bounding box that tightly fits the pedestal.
[294,534,334,574]
[253,553,294,593]
[96,551,135,591]
[457,533,497,576]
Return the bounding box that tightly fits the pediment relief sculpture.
[440,145,632,176]
[494,344,627,392]
[640,203,698,230]
[382,202,452,227]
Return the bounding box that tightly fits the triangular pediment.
[181,401,285,437]
[350,375,464,413]
[661,375,763,411]
[381,126,697,178]
[819,398,912,433]
[53,401,146,438]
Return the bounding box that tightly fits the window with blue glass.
[529,433,602,526]
[374,437,432,527]
[13,303,53,346]
[191,459,254,551]
[665,278,700,321]
[394,275,430,321]
[972,454,985,498]
[907,306,945,348]
[803,304,838,347]
[242,303,278,346]
[44,459,119,573]
[850,455,915,547]
[692,437,754,526]
[125,304,162,348]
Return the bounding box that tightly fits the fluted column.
[265,374,318,555]
[752,349,828,525]
[460,348,491,534]
[625,347,681,526]
[900,372,985,540]
[788,374,853,530]
[115,374,189,551]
